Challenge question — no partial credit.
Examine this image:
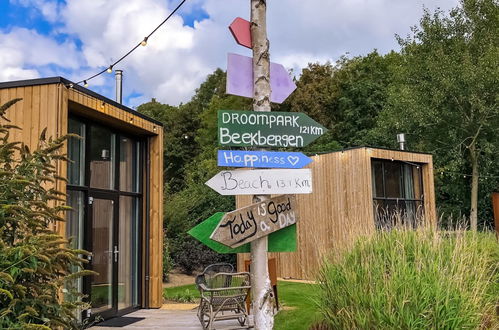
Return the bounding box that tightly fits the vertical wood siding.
[237,147,436,279]
[0,84,68,235]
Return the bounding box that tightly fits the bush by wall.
[316,227,498,329]
[0,99,91,329]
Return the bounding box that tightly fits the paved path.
[89,309,253,330]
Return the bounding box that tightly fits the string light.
[83,80,88,87]
[72,0,187,87]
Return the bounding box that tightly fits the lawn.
[163,280,319,329]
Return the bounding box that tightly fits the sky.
[0,0,459,108]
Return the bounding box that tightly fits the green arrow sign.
[218,110,327,148]
[188,212,296,253]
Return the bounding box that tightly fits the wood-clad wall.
[0,82,164,308]
[148,132,163,308]
[0,84,68,235]
[237,147,436,280]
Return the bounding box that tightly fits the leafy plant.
[0,99,92,329]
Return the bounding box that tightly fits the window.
[118,196,140,309]
[89,126,116,190]
[120,137,140,193]
[371,159,424,229]
[68,119,85,186]
[64,190,85,306]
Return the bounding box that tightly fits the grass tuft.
[316,227,498,329]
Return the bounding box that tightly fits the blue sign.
[218,150,313,169]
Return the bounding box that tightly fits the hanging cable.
[73,0,188,86]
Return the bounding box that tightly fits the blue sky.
[0,0,458,107]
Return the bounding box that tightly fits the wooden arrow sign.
[218,150,313,169]
[210,195,299,248]
[227,53,296,104]
[229,17,252,49]
[205,169,312,195]
[218,110,327,148]
[187,212,297,253]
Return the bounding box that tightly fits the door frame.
[67,116,145,321]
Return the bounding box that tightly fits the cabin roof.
[311,146,432,157]
[0,77,163,126]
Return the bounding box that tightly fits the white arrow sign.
[205,169,313,195]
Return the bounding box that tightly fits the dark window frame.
[371,159,425,228]
[66,114,145,317]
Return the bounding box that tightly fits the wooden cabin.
[237,147,436,279]
[0,77,163,320]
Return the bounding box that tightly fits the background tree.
[375,0,499,229]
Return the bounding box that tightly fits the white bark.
[469,143,479,231]
[250,1,274,329]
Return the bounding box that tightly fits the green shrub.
[316,227,498,329]
[0,99,92,329]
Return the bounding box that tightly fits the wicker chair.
[195,263,251,329]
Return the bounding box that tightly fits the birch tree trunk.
[250,0,274,329]
[469,143,479,231]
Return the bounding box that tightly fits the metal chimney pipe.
[397,133,406,150]
[115,70,123,104]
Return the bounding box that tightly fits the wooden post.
[492,192,499,240]
[250,0,274,329]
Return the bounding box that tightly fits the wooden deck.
[89,308,254,330]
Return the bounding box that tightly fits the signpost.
[227,53,297,104]
[218,150,312,169]
[218,109,327,148]
[210,195,298,248]
[205,168,312,195]
[192,2,326,327]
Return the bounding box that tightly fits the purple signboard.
[226,53,297,104]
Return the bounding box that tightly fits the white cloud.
[3,0,459,105]
[0,27,81,81]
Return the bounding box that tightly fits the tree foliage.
[375,0,499,228]
[0,99,91,329]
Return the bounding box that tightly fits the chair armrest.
[200,285,251,292]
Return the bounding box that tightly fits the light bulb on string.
[141,37,148,46]
[83,80,88,88]
[107,66,113,73]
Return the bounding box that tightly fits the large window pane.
[90,126,115,190]
[120,138,140,192]
[64,190,85,303]
[383,162,402,198]
[68,119,85,186]
[118,196,139,309]
[371,161,384,198]
[91,198,114,313]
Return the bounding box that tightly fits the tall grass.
[316,227,498,329]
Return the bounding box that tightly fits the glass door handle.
[113,246,119,262]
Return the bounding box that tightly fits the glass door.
[86,193,118,320]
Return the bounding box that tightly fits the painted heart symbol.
[287,156,299,166]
